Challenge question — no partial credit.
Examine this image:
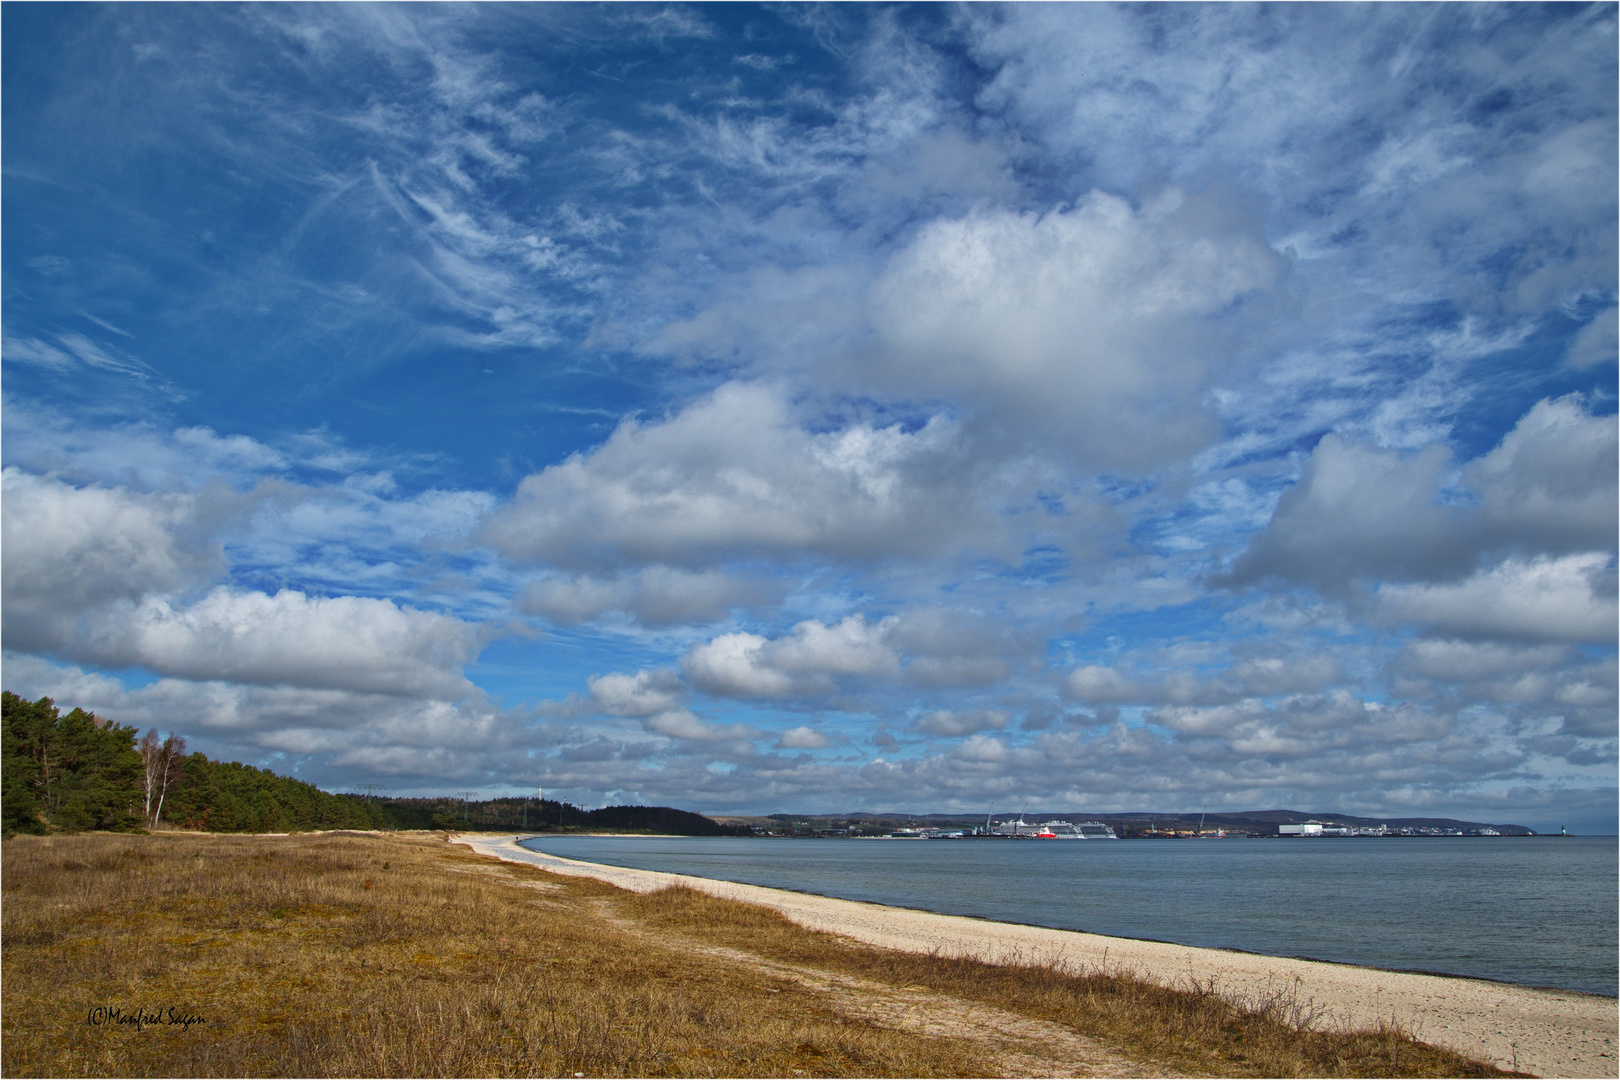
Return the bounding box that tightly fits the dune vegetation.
[1,831,1515,1078]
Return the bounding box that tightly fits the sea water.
[518,834,1618,996]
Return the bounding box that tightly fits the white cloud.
[579,667,761,744]
[887,607,1022,687]
[913,709,1008,737]
[641,709,752,744]
[777,725,831,749]
[1378,554,1617,644]
[1,468,221,651]
[1399,640,1573,684]
[866,192,1284,468]
[87,587,479,699]
[588,669,685,717]
[1464,395,1617,556]
[951,734,1012,763]
[764,615,902,678]
[1222,436,1467,589]
[1065,665,1136,705]
[680,632,796,698]
[480,382,996,569]
[517,566,775,626]
[1226,397,1617,592]
[1230,654,1343,696]
[1064,651,1343,709]
[681,614,900,699]
[649,190,1285,476]
[1,332,166,387]
[1,467,482,699]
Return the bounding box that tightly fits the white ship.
[991,817,1118,839]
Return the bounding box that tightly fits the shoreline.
[505,834,1605,999]
[458,834,1618,1079]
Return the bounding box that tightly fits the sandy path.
[583,891,1153,1078]
[456,835,1617,1078]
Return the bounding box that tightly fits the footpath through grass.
[1,831,1516,1078]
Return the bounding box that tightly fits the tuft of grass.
[2,833,1520,1078]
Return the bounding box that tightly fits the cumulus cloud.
[886,608,1020,687]
[1393,640,1615,738]
[1065,665,1138,705]
[1464,396,1618,557]
[913,708,1008,737]
[679,607,1031,702]
[480,382,996,569]
[1230,654,1343,696]
[581,668,754,744]
[1150,691,1454,759]
[84,588,480,699]
[2,467,481,700]
[1221,437,1467,589]
[517,566,776,626]
[588,669,685,717]
[640,709,752,744]
[1398,640,1574,685]
[1378,554,1617,644]
[680,632,797,698]
[682,614,901,699]
[1065,652,1345,709]
[777,725,831,749]
[951,733,1013,763]
[1224,397,1617,595]
[645,184,1284,476]
[866,191,1285,468]
[1,468,222,650]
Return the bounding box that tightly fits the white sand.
[456,835,1617,1078]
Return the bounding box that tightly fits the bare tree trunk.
[139,729,160,825]
[152,734,186,827]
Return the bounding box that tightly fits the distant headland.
[706,809,1538,837]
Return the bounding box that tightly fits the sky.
[3,4,1615,832]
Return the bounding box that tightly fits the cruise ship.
[991,817,1118,839]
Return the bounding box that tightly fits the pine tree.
[2,692,143,836]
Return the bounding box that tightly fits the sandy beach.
[457,834,1617,1079]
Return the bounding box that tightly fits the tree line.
[2,693,389,837]
[2,693,743,838]
[379,795,748,835]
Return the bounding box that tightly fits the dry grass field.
[1,831,1517,1078]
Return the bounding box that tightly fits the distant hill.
[381,796,747,836]
[738,809,1536,836]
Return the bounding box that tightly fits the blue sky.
[4,3,1615,831]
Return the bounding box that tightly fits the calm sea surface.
[518,835,1617,996]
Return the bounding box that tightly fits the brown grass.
[0,831,1518,1078]
[621,885,1520,1078]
